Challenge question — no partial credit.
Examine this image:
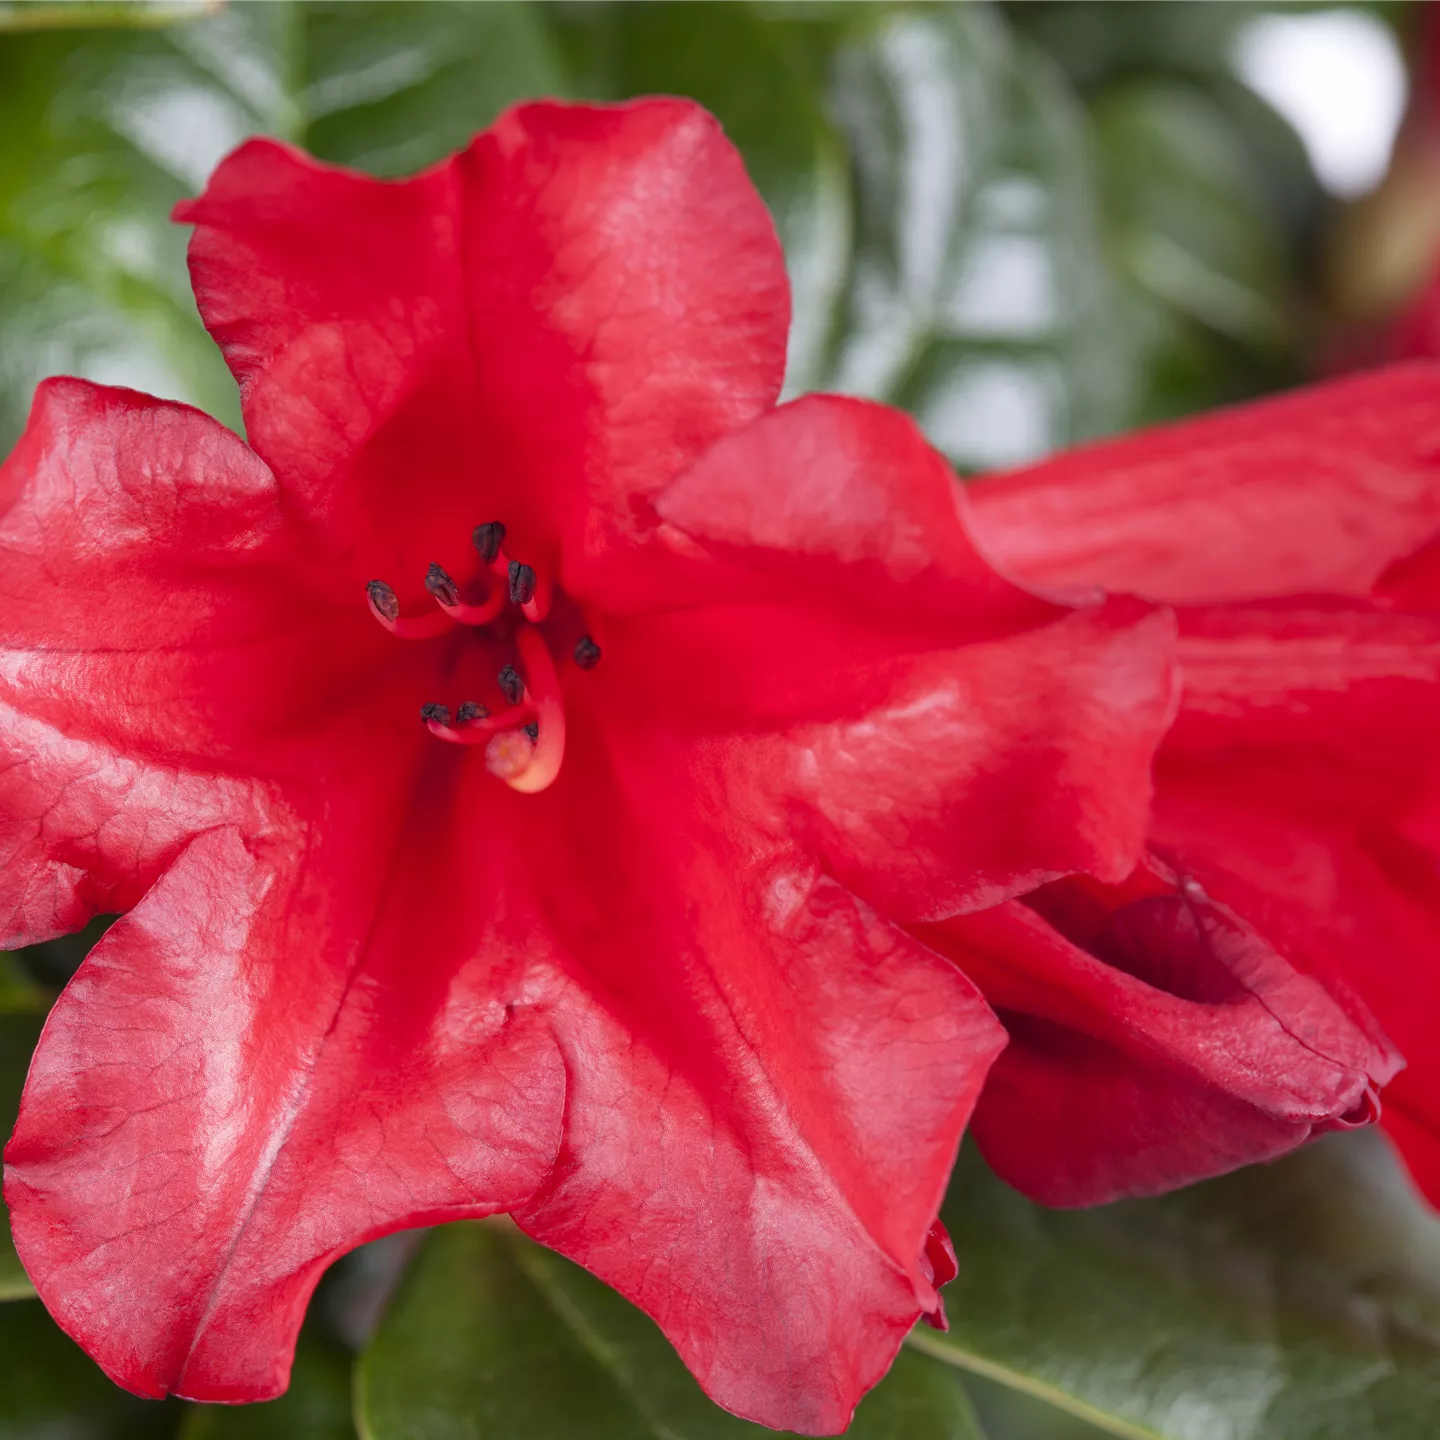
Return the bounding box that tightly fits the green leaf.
[0,1298,182,1437]
[0,2,216,32]
[1,1011,44,1301]
[0,14,268,451]
[179,1325,355,1439]
[0,952,48,1015]
[301,2,566,177]
[812,4,1127,470]
[0,0,566,455]
[357,1220,985,1440]
[1092,78,1291,347]
[1079,72,1310,427]
[916,1133,1440,1440]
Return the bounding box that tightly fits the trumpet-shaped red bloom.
[0,101,1179,1432]
[962,363,1440,1207]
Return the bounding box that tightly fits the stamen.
[472,521,507,564]
[426,698,537,746]
[508,562,537,606]
[488,540,551,621]
[368,580,400,623]
[377,522,566,789]
[573,635,601,669]
[425,564,461,608]
[368,581,452,639]
[442,582,506,627]
[520,570,552,624]
[497,664,524,705]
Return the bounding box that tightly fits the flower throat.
[366,521,599,794]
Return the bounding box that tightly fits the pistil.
[503,626,566,793]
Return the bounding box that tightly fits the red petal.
[1384,1102,1440,1206]
[176,100,788,593]
[917,1220,957,1332]
[504,716,1006,1432]
[638,397,1180,921]
[1151,598,1440,1209]
[7,652,1005,1433]
[0,380,398,941]
[967,364,1440,604]
[926,863,1398,1206]
[4,822,567,1401]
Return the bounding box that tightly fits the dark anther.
[573,635,601,669]
[524,721,539,741]
[508,561,537,605]
[497,664,524,705]
[472,521,507,564]
[456,701,488,723]
[424,563,460,608]
[420,703,452,727]
[367,580,400,623]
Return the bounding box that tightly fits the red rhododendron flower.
[0,101,1179,1432]
[960,364,1440,1207]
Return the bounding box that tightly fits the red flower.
[0,102,1177,1431]
[960,363,1440,1207]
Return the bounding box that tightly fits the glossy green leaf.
[0,1298,182,1437]
[0,1,216,32]
[0,1,567,455]
[179,1325,355,1439]
[1,1012,44,1301]
[813,4,1126,470]
[301,2,565,177]
[1081,70,1310,426]
[0,12,268,451]
[357,1220,985,1440]
[1093,78,1291,347]
[916,1133,1440,1440]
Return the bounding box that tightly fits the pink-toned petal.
[924,866,1397,1206]
[458,99,789,585]
[967,364,1440,604]
[6,812,567,1402]
[0,379,399,943]
[630,397,1180,922]
[8,687,1005,1433]
[505,714,1006,1433]
[1151,598,1440,1211]
[752,600,1178,924]
[1384,1101,1440,1208]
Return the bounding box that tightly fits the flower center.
[366,521,600,794]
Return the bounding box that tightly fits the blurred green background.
[5,2,1440,1437]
